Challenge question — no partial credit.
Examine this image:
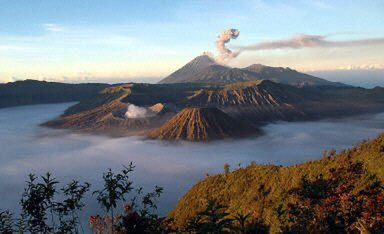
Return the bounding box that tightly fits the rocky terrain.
[148,107,259,141]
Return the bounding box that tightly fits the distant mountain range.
[158,55,346,87]
[0,79,109,108]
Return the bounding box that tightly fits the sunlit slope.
[169,133,384,231]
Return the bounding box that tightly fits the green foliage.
[185,199,233,234]
[93,163,134,213]
[55,180,91,233]
[93,163,135,232]
[90,164,173,234]
[20,173,58,233]
[0,210,14,234]
[0,173,91,233]
[114,186,173,234]
[185,198,269,234]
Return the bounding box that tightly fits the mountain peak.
[186,55,217,68]
[158,55,219,84]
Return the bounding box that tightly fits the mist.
[1,103,384,225]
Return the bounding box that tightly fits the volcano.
[158,55,346,87]
[148,107,258,141]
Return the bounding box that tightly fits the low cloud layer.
[236,34,384,51]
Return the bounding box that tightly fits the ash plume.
[215,29,240,64]
[236,34,384,51]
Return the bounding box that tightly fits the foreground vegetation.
[1,134,384,233]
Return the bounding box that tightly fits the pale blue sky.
[0,0,383,84]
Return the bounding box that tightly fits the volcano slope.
[44,81,384,140]
[169,133,384,232]
[148,107,259,141]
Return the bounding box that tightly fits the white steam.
[125,104,156,119]
[215,29,240,64]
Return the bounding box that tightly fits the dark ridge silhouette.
[0,79,109,108]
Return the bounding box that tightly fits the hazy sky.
[0,0,383,83]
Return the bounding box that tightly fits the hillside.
[158,55,346,87]
[0,79,109,108]
[169,132,384,232]
[148,107,259,141]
